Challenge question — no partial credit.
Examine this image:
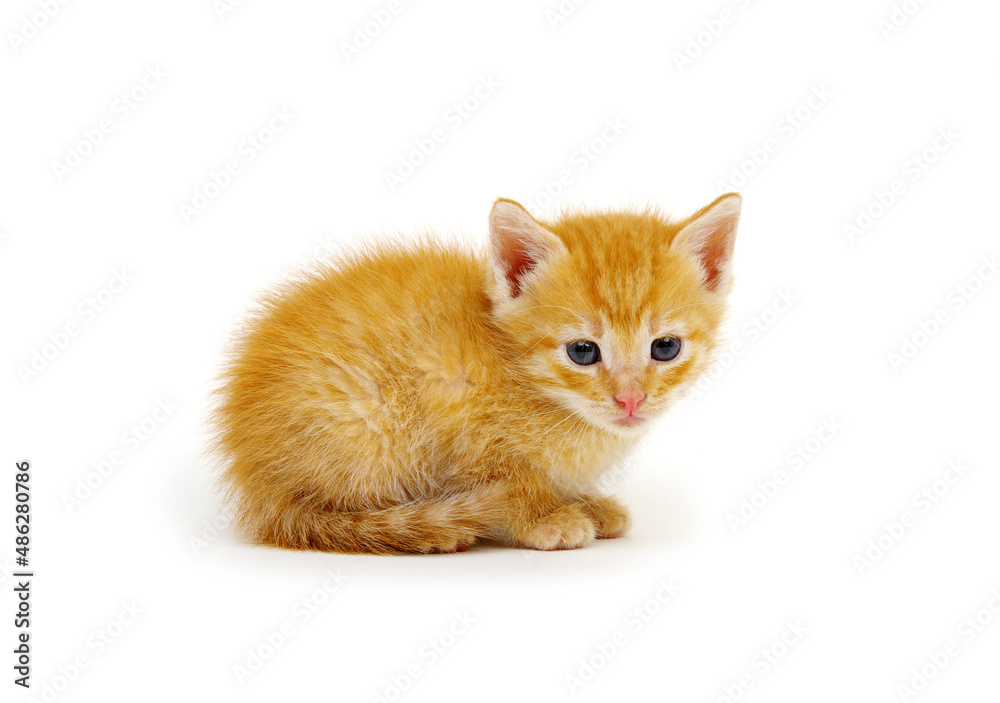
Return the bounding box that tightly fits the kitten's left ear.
[672,192,742,293]
[488,198,566,300]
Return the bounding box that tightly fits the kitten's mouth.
[613,414,645,427]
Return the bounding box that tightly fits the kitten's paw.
[579,495,631,539]
[524,504,596,551]
[425,542,472,555]
[416,529,477,555]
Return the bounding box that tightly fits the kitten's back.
[213,242,509,548]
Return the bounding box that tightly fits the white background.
[2,0,999,701]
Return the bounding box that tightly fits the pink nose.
[614,390,646,413]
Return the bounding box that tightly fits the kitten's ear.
[672,192,742,293]
[488,198,566,299]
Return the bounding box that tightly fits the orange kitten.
[211,194,742,553]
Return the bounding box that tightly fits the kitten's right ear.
[488,198,566,300]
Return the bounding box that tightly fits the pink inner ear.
[499,235,538,297]
[698,236,730,292]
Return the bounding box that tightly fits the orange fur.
[210,194,742,553]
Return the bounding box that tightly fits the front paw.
[579,495,631,539]
[523,504,596,551]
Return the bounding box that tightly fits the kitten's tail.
[244,488,502,554]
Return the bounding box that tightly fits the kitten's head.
[487,194,741,437]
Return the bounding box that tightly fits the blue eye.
[651,337,682,361]
[566,340,600,366]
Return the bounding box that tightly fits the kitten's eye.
[566,340,601,366]
[651,337,682,362]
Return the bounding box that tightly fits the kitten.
[212,193,741,553]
